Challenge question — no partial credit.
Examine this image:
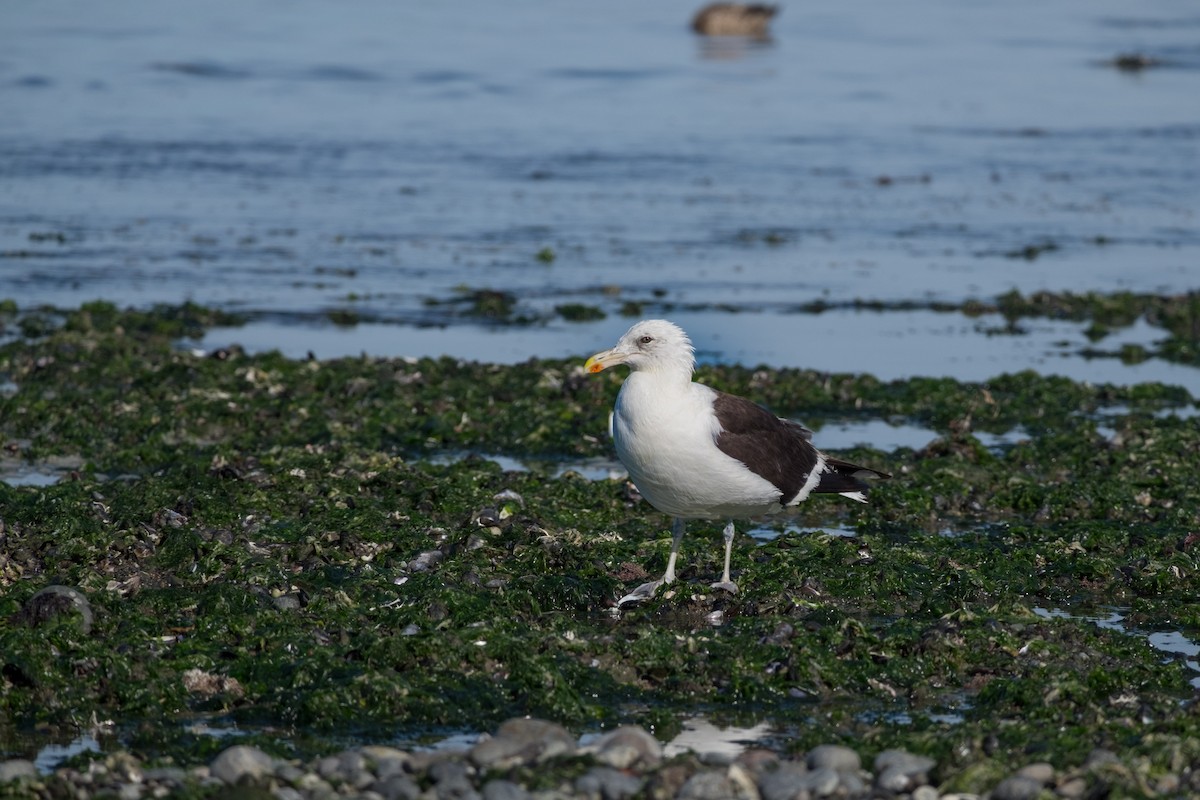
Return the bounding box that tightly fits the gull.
[585,319,889,605]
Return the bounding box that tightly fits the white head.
[584,319,695,377]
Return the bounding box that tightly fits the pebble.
[469,718,575,769]
[18,584,95,634]
[0,760,37,783]
[990,775,1043,800]
[210,744,276,784]
[2,718,1187,800]
[574,766,644,800]
[757,761,810,800]
[589,725,663,769]
[873,749,936,792]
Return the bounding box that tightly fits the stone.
[482,778,533,800]
[873,750,936,791]
[372,773,422,800]
[574,766,644,800]
[434,776,482,800]
[430,758,473,784]
[143,767,187,785]
[757,761,809,800]
[469,718,576,769]
[806,745,860,774]
[361,745,411,780]
[1055,777,1088,799]
[1014,762,1055,785]
[209,745,275,785]
[727,763,761,800]
[800,767,839,797]
[0,760,38,783]
[677,770,738,800]
[591,726,662,770]
[990,775,1044,800]
[911,786,939,800]
[20,585,94,634]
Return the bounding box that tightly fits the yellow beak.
[584,348,627,374]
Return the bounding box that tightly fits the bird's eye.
[639,336,653,345]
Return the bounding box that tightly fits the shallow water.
[2,0,1198,391]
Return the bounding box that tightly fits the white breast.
[612,373,782,519]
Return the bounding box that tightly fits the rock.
[210,745,275,785]
[801,767,840,796]
[806,744,860,774]
[0,760,37,783]
[591,725,662,770]
[143,767,187,785]
[482,778,533,800]
[469,718,576,769]
[317,750,369,787]
[1055,776,1088,799]
[727,763,761,800]
[429,758,474,784]
[361,745,411,781]
[644,762,691,800]
[372,773,422,800]
[1084,749,1120,770]
[733,749,779,777]
[436,780,482,800]
[911,786,939,800]
[873,749,936,792]
[574,766,644,800]
[990,775,1044,800]
[1014,762,1055,785]
[677,770,739,800]
[757,761,809,800]
[19,585,94,634]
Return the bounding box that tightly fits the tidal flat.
[1,302,1198,796]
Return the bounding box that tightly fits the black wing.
[711,391,820,505]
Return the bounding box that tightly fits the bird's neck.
[631,364,694,389]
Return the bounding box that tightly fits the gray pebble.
[677,770,738,800]
[143,767,187,785]
[430,758,474,784]
[873,749,935,791]
[274,789,305,800]
[22,585,94,634]
[372,773,422,800]
[210,745,276,785]
[435,777,482,800]
[482,779,534,800]
[801,767,840,797]
[758,761,809,800]
[574,766,644,800]
[1084,748,1121,769]
[911,786,939,800]
[0,760,38,783]
[470,718,576,769]
[1014,762,1055,785]
[590,726,662,770]
[272,593,302,611]
[276,764,306,784]
[1055,777,1088,799]
[990,775,1044,800]
[806,744,860,774]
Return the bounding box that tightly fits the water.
[1034,606,1200,688]
[1,0,1198,392]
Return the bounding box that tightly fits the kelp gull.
[585,319,890,605]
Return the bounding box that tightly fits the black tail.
[813,455,891,497]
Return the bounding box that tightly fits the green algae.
[0,303,1198,794]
